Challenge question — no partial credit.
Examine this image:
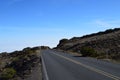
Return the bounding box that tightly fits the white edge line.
[41,52,49,80]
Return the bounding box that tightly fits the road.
[41,50,120,80]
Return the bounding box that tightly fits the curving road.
[41,50,120,80]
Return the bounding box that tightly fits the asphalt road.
[41,50,120,80]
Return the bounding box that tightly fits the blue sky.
[0,0,120,52]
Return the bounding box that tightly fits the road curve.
[41,50,120,80]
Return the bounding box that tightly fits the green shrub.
[1,68,16,80]
[11,57,20,62]
[80,47,98,57]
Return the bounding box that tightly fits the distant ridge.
[71,28,120,40]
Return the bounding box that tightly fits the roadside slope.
[0,47,43,80]
[56,28,120,61]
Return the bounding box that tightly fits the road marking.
[41,53,49,80]
[51,52,120,80]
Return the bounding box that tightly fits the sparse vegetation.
[0,68,16,80]
[0,46,43,80]
[80,47,98,57]
[56,28,120,61]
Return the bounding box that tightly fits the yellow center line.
[51,52,120,80]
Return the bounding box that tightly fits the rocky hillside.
[0,46,48,80]
[56,28,120,60]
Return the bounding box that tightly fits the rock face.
[56,28,120,60]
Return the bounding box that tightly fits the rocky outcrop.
[56,28,120,60]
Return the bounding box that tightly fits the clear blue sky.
[0,0,120,52]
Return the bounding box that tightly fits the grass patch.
[0,68,16,80]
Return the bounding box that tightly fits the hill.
[56,28,120,61]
